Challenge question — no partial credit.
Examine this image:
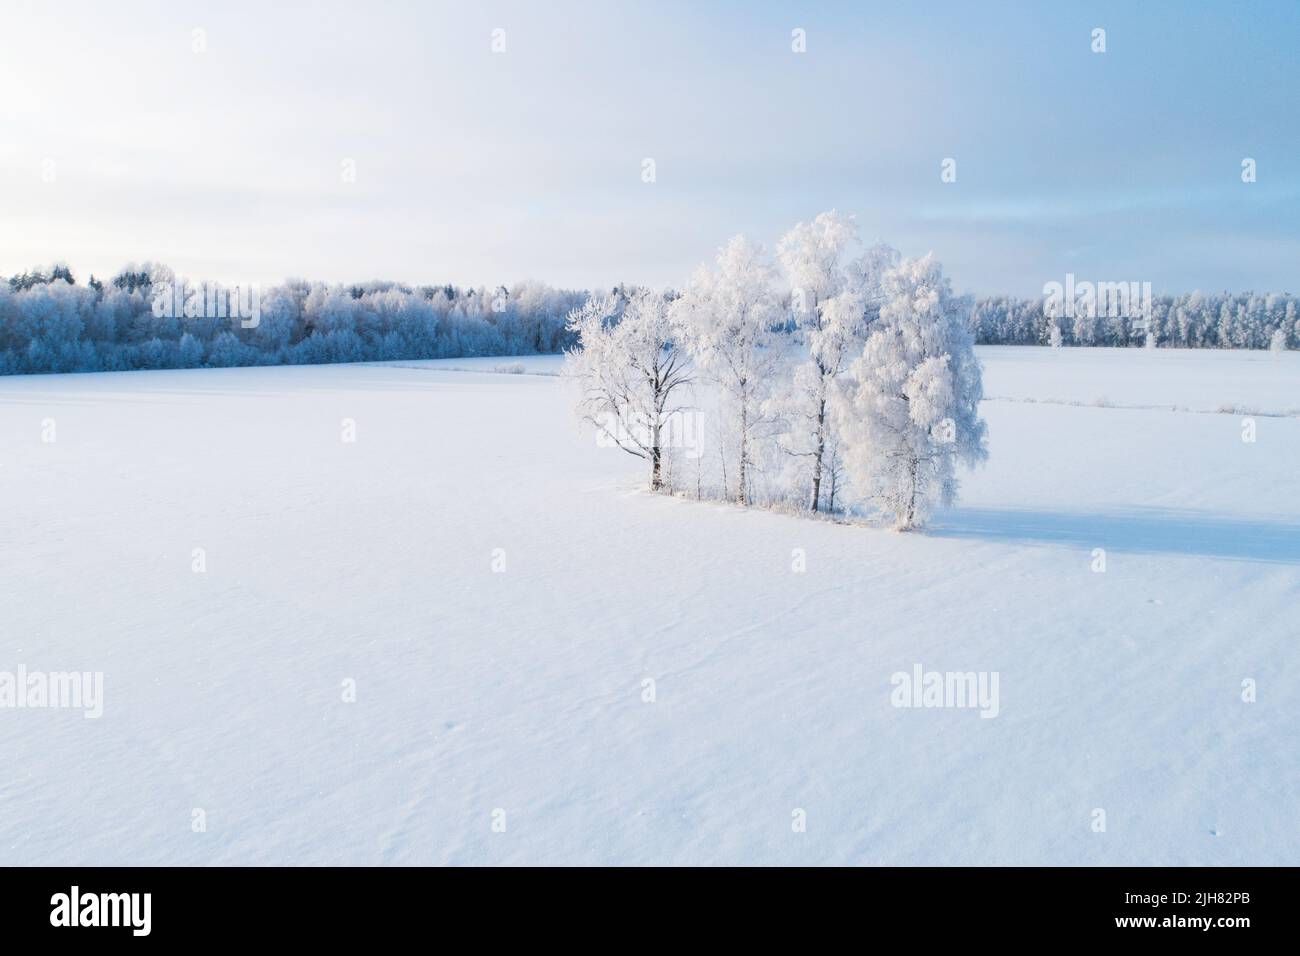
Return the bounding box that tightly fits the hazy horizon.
[3,0,1298,296]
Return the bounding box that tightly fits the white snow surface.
[1,346,1297,865]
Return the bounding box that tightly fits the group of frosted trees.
[0,264,588,375]
[973,291,1299,349]
[564,212,988,530]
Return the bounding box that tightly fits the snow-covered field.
[1,346,1297,865]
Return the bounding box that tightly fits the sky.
[1,0,1297,296]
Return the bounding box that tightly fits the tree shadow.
[929,507,1300,564]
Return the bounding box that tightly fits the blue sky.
[1,0,1296,294]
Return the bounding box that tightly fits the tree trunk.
[718,425,728,499]
[738,401,749,506]
[809,396,826,512]
[650,419,662,491]
[902,456,918,529]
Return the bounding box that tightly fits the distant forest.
[970,291,1297,350]
[1,263,1295,375]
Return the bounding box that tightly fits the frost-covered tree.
[1270,326,1287,354]
[0,264,591,375]
[670,236,781,504]
[839,254,987,530]
[564,289,691,491]
[178,332,205,367]
[773,211,899,511]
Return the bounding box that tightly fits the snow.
[1,347,1297,865]
[978,344,1300,415]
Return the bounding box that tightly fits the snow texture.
[1,347,1296,864]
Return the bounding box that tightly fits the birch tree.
[564,289,691,491]
[839,254,987,530]
[670,236,781,505]
[772,210,898,511]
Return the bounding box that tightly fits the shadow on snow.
[929,507,1300,564]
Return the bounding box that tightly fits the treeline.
[972,292,1299,349]
[4,262,1297,377]
[0,263,594,376]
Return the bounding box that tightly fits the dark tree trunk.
[650,418,662,491]
[809,397,826,511]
